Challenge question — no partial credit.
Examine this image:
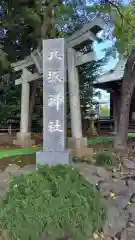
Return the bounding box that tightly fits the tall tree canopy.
[0,0,96,66]
[0,0,105,126]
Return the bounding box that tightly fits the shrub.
[94,151,115,168]
[0,165,106,240]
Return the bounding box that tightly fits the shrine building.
[94,57,135,132]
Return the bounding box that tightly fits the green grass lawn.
[0,146,41,159]
[0,133,135,159]
[88,133,135,145]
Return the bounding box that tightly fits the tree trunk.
[114,50,135,153]
[112,90,120,133]
[114,83,133,152]
[39,0,62,47]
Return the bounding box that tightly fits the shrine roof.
[94,57,126,84]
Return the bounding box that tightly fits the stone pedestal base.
[68,137,93,158]
[68,137,87,149]
[36,149,72,168]
[72,148,93,158]
[13,132,35,147]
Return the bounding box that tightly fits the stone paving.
[75,160,135,240]
[1,161,135,239]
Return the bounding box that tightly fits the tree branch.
[104,0,135,30]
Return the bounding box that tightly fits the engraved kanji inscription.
[48,94,63,111]
[47,69,63,83]
[48,120,63,132]
[48,50,63,60]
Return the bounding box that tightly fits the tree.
[0,0,101,127]
[78,60,103,120]
[102,1,135,153]
[111,2,135,153]
[0,0,93,62]
[87,0,135,153]
[0,74,21,126]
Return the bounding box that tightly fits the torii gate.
[12,17,105,148]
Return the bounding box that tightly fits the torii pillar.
[13,68,40,147]
[66,18,104,156]
[67,47,96,157]
[67,47,87,149]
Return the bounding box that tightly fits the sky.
[94,39,118,72]
[93,40,117,102]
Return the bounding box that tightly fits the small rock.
[80,171,100,186]
[103,207,128,237]
[99,180,129,197]
[96,167,112,180]
[99,233,104,239]
[112,180,129,196]
[130,193,135,203]
[108,195,129,210]
[123,160,135,170]
[127,180,135,194]
[120,165,129,175]
[120,227,135,240]
[76,163,101,185]
[93,233,99,239]
[97,181,111,197]
[127,204,135,223]
[112,171,121,179]
[128,221,135,227]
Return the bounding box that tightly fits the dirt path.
[0,154,36,172]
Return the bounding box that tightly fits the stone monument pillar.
[36,38,71,167]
